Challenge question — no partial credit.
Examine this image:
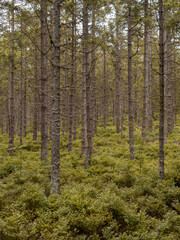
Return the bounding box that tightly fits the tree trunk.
[23,51,27,137]
[73,1,77,141]
[120,80,124,139]
[142,0,149,140]
[41,0,48,161]
[51,0,60,195]
[9,0,15,156]
[19,18,23,145]
[68,0,76,152]
[81,0,88,156]
[103,48,107,129]
[148,27,153,131]
[172,45,177,127]
[163,17,167,143]
[91,5,97,134]
[33,31,38,141]
[115,7,120,134]
[128,5,135,160]
[166,32,173,134]
[159,0,165,180]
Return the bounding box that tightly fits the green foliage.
[0,118,180,239]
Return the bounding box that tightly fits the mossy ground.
[0,118,180,239]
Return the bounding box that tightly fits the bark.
[51,0,61,195]
[103,48,107,129]
[6,98,10,135]
[113,98,115,126]
[41,0,48,161]
[73,55,77,141]
[142,0,149,140]
[9,0,15,156]
[81,0,88,156]
[62,52,66,136]
[91,5,97,134]
[134,63,140,127]
[33,31,38,140]
[166,33,173,134]
[23,51,27,137]
[68,0,75,152]
[73,1,77,141]
[115,8,120,134]
[120,80,124,139]
[19,18,23,145]
[62,41,69,135]
[172,46,176,127]
[159,0,165,180]
[128,6,135,160]
[148,27,153,131]
[163,19,167,143]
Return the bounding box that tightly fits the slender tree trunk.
[128,6,135,160]
[9,0,15,156]
[41,0,48,160]
[81,0,88,156]
[6,98,10,135]
[148,27,153,131]
[159,0,165,180]
[142,0,149,140]
[68,1,75,152]
[103,48,107,129]
[73,1,77,141]
[91,5,97,134]
[85,12,93,167]
[120,79,124,139]
[172,46,177,127]
[113,98,115,126]
[33,31,38,140]
[134,63,138,124]
[51,0,61,195]
[166,33,173,134]
[62,42,69,135]
[163,17,167,143]
[23,51,27,137]
[115,8,120,134]
[19,18,23,145]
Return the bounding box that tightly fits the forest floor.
[0,118,180,240]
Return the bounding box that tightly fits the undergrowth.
[0,118,180,239]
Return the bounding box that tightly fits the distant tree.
[33,30,38,141]
[142,0,149,140]
[68,0,76,152]
[81,0,88,157]
[128,3,135,160]
[159,0,165,180]
[115,5,120,134]
[9,0,15,156]
[19,17,23,145]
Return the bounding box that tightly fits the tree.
[81,0,88,157]
[103,31,107,130]
[33,30,38,141]
[159,0,165,180]
[142,0,149,140]
[128,4,135,160]
[40,0,48,161]
[68,0,76,152]
[19,16,23,145]
[115,5,120,134]
[9,0,15,156]
[91,4,97,134]
[51,0,61,195]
